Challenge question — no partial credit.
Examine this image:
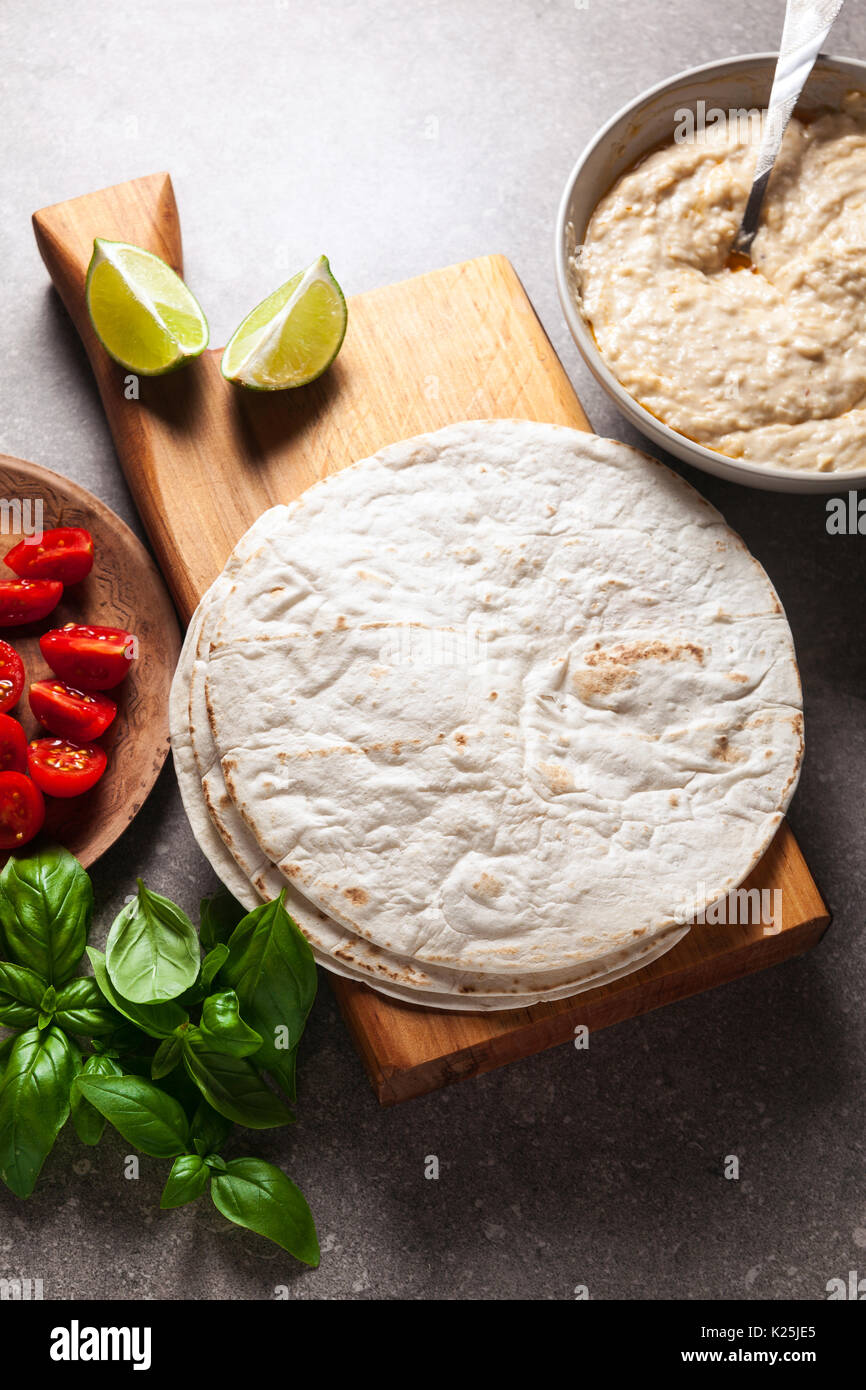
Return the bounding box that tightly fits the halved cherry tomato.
[29,680,117,741]
[0,770,45,848]
[4,527,94,585]
[0,640,25,713]
[40,624,136,691]
[27,737,108,798]
[0,580,63,627]
[0,714,28,774]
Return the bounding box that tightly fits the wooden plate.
[0,453,180,867]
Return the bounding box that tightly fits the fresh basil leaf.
[210,1158,319,1266]
[200,890,246,951]
[201,945,229,991]
[0,1034,16,1081]
[53,977,119,1037]
[182,1032,293,1130]
[219,894,316,1099]
[189,1099,233,1157]
[0,846,92,985]
[199,991,262,1059]
[0,1026,80,1197]
[160,1153,209,1210]
[74,1073,190,1159]
[71,1054,122,1146]
[106,881,200,1005]
[0,962,45,1029]
[87,949,188,1039]
[151,1032,184,1081]
[203,1153,227,1172]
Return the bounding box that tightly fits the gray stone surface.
[0,0,863,1301]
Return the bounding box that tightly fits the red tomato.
[4,527,94,585]
[27,737,108,798]
[0,640,25,713]
[0,714,27,773]
[0,580,63,627]
[39,624,136,691]
[0,770,45,848]
[29,680,117,741]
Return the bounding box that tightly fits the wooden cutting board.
[32,172,830,1104]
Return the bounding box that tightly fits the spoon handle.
[733,0,845,253]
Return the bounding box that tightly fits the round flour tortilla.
[201,421,803,975]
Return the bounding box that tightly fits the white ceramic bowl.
[555,53,866,494]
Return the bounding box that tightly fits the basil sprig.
[0,846,319,1265]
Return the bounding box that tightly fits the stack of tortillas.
[170,421,803,1011]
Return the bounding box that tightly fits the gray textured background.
[1,0,864,1301]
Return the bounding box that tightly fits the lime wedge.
[221,255,347,390]
[85,238,209,375]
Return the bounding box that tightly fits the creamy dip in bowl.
[556,54,866,493]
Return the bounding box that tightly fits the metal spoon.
[731,0,845,259]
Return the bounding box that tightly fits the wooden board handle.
[32,172,182,378]
[31,174,210,617]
